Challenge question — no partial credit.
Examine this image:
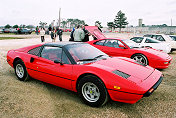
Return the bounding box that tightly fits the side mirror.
[119,44,126,49]
[30,57,35,63]
[54,60,63,65]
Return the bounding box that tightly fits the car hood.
[85,26,106,39]
[132,47,169,59]
[88,57,155,82]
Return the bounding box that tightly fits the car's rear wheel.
[14,60,29,81]
[131,54,148,65]
[78,75,108,107]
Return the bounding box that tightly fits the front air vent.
[112,70,130,79]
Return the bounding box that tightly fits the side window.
[145,38,159,43]
[104,40,122,48]
[131,37,143,43]
[145,38,152,43]
[28,46,42,56]
[95,40,105,46]
[152,35,157,39]
[156,35,165,41]
[62,51,71,64]
[41,46,62,61]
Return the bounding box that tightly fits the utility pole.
[58,8,61,28]
[171,19,172,26]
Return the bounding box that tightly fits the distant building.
[139,19,143,27]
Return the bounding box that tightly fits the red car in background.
[86,26,172,69]
[60,28,72,32]
[7,42,163,107]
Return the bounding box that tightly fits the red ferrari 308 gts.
[7,42,163,107]
[86,26,172,69]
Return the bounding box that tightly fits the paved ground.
[0,33,175,118]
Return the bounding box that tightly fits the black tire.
[131,54,148,65]
[77,75,108,107]
[14,60,29,81]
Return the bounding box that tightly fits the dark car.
[18,28,32,34]
[4,29,10,33]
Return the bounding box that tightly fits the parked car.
[0,29,4,33]
[61,28,72,32]
[64,29,72,32]
[7,42,163,107]
[4,29,10,33]
[9,28,17,33]
[86,26,172,69]
[130,37,171,53]
[169,35,176,41]
[18,28,32,34]
[143,34,176,52]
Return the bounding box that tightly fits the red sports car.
[86,26,172,69]
[7,42,163,107]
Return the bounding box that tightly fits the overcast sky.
[0,0,176,27]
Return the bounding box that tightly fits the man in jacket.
[73,25,85,42]
[57,28,63,41]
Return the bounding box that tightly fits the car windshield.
[170,36,176,41]
[121,39,138,48]
[66,43,109,64]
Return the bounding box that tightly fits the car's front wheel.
[14,60,29,81]
[131,54,148,65]
[78,75,108,107]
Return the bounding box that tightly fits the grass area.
[0,33,16,35]
[0,37,25,40]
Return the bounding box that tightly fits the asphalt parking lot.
[0,33,175,118]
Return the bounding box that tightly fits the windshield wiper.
[93,55,104,59]
[78,58,96,61]
[78,55,105,62]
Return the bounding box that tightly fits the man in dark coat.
[57,28,63,41]
[82,25,90,42]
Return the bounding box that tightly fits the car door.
[28,46,73,90]
[102,39,130,57]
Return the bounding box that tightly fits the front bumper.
[150,56,172,69]
[143,76,163,97]
[108,70,163,104]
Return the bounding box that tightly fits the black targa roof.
[44,41,85,47]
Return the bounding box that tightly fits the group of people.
[49,27,63,42]
[70,25,90,42]
[37,24,100,43]
[36,26,63,43]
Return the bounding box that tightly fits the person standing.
[73,25,85,42]
[40,28,45,42]
[48,26,52,35]
[69,28,75,41]
[57,28,63,41]
[36,26,39,35]
[82,25,89,42]
[51,27,56,42]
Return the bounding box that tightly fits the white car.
[144,34,176,52]
[129,37,171,53]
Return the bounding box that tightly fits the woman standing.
[40,28,45,42]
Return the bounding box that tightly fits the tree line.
[3,10,129,32]
[4,24,35,29]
